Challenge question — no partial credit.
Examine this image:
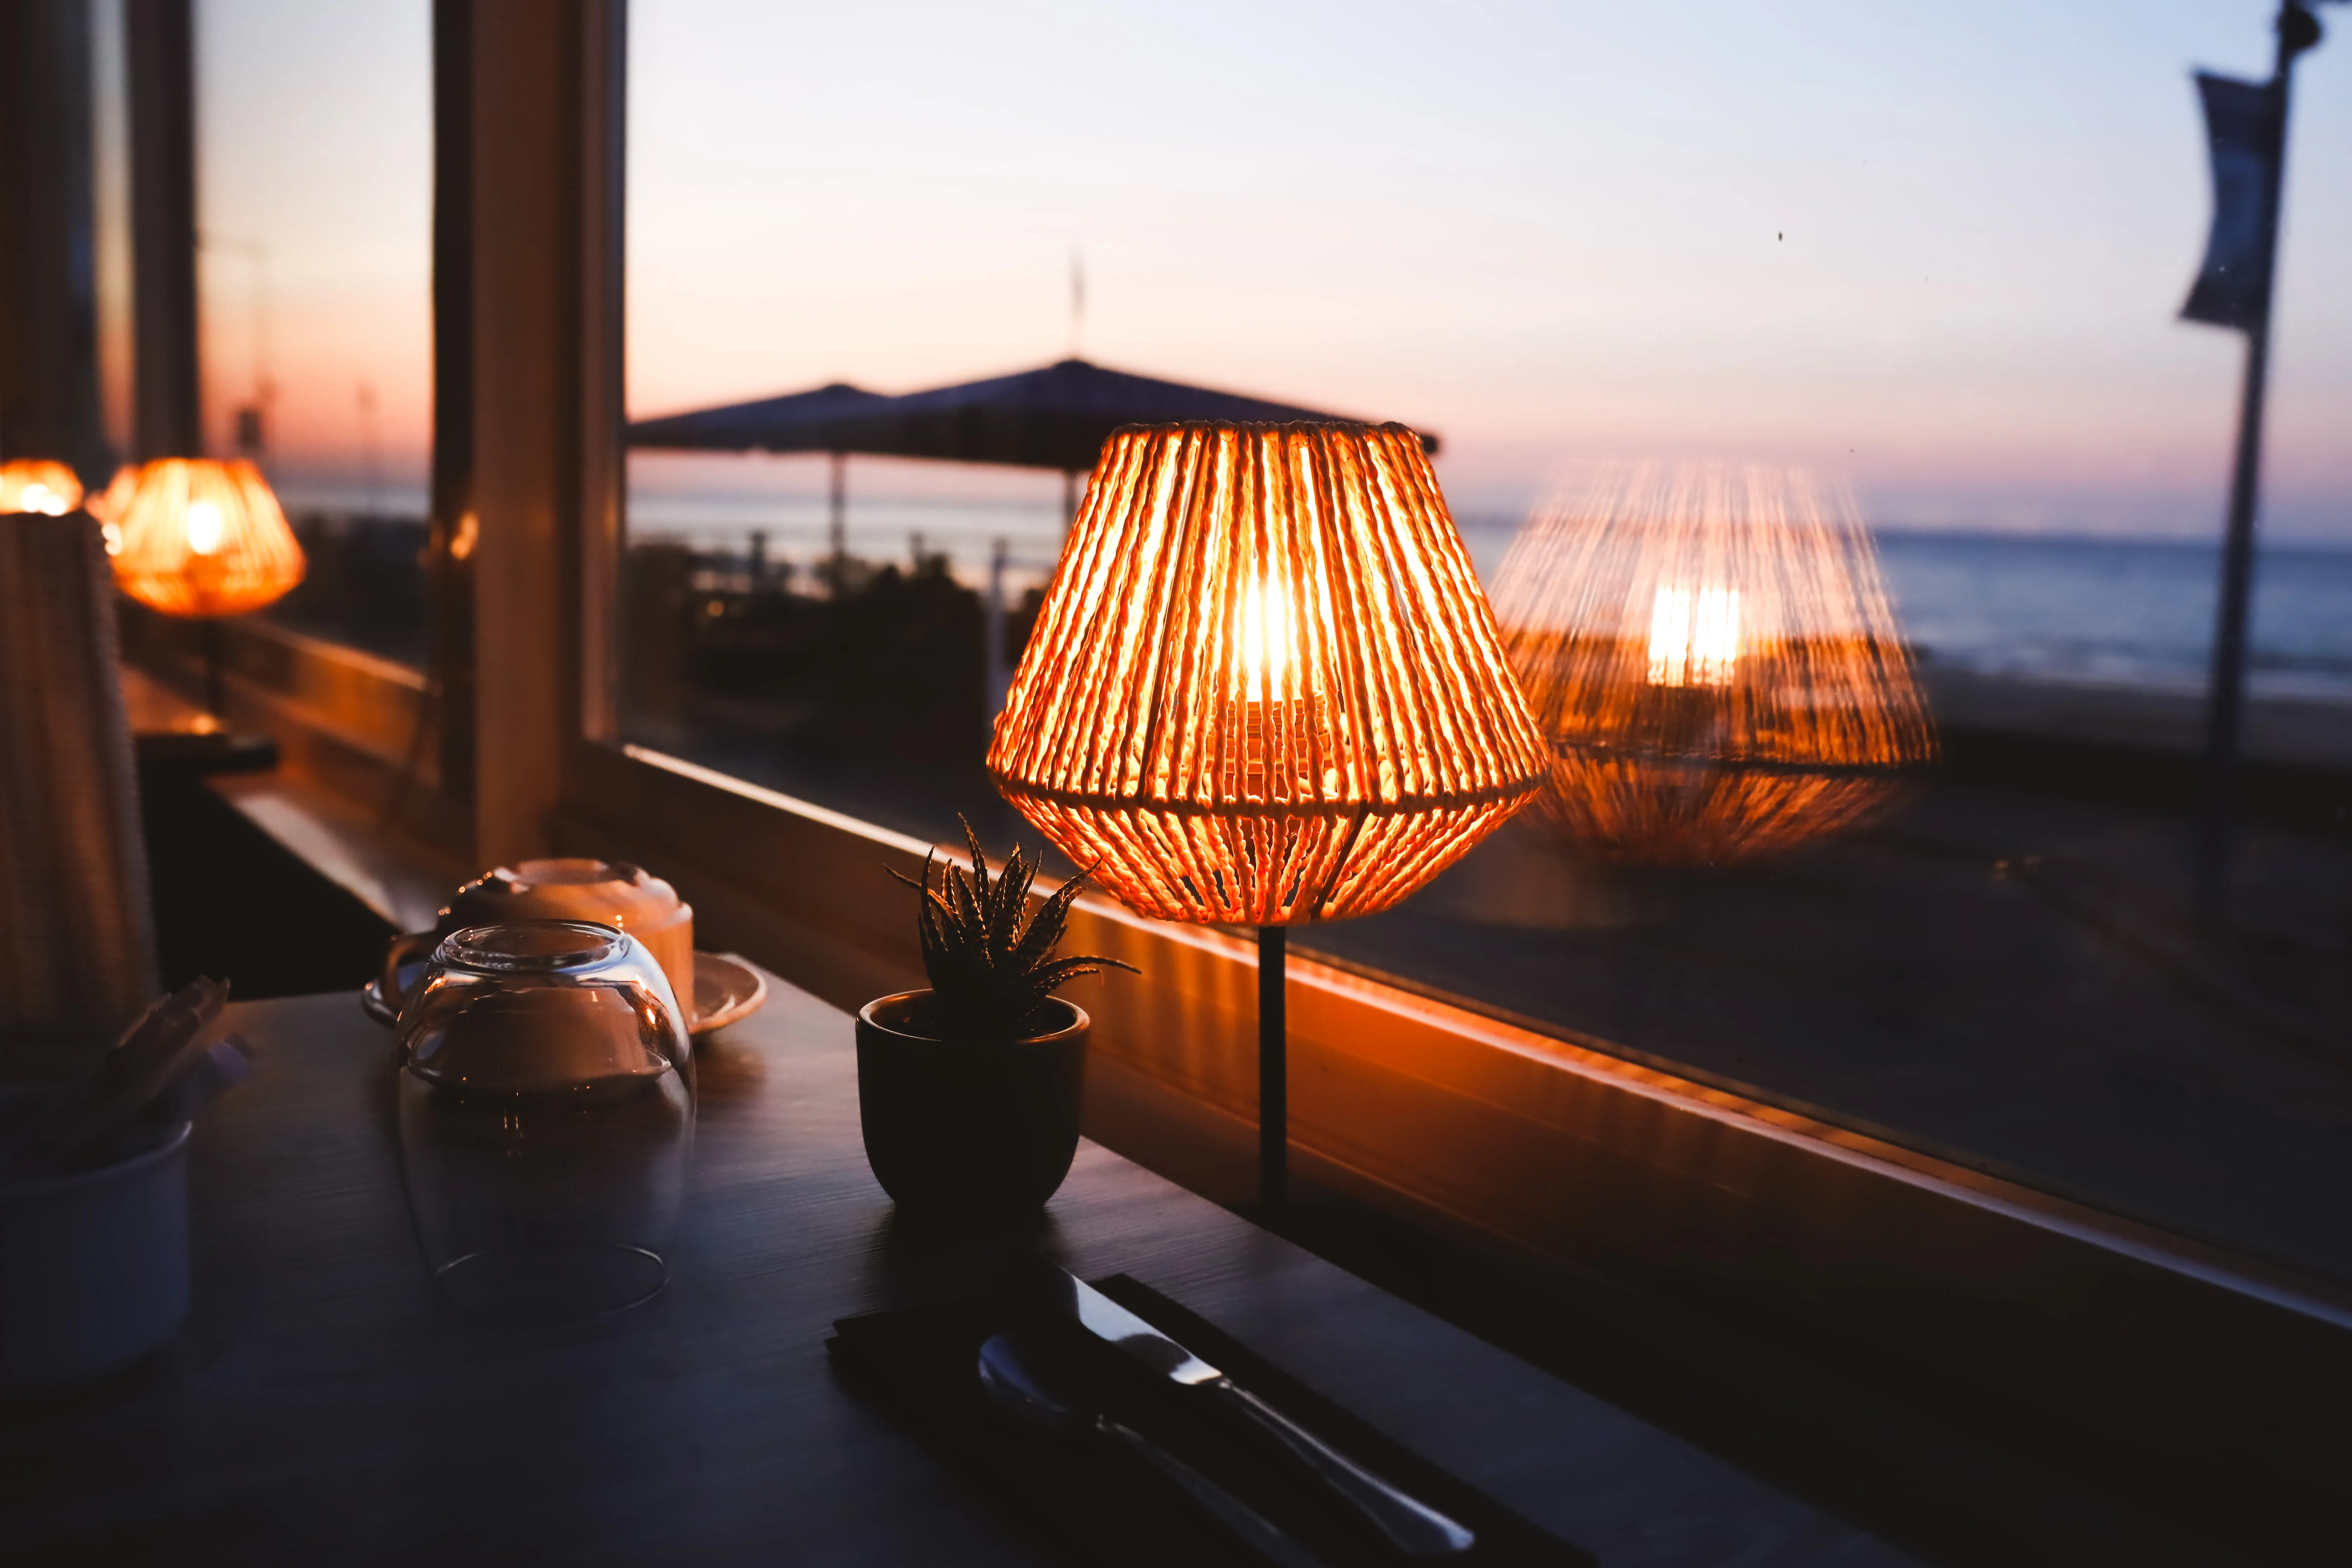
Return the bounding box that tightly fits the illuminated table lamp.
[0,459,84,517]
[109,457,306,715]
[1492,462,1933,866]
[988,422,1547,1204]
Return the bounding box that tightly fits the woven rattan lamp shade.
[0,459,84,516]
[110,457,305,618]
[1493,462,1933,864]
[988,421,1547,925]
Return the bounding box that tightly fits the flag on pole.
[2181,72,2283,331]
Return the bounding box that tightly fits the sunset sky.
[176,0,2351,539]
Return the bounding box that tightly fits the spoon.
[977,1331,1332,1568]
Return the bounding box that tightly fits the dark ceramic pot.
[854,991,1088,1216]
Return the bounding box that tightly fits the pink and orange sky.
[163,0,2351,539]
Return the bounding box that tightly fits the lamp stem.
[201,618,225,719]
[1258,924,1285,1207]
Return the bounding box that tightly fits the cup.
[0,1093,192,1387]
[382,859,696,1024]
[394,921,695,1320]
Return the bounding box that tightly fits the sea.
[1870,532,2352,704]
[616,475,2352,706]
[282,468,2352,705]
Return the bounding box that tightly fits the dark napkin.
[829,1274,1595,1568]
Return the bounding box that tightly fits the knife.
[1044,1268,1477,1557]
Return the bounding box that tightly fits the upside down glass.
[394,922,695,1320]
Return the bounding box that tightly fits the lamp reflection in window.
[1493,461,1933,865]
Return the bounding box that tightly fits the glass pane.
[621,449,1064,845]
[190,0,432,667]
[622,4,2352,1282]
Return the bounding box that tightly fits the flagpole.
[2194,1,2322,915]
[2195,273,2274,916]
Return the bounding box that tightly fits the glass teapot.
[392,921,695,1320]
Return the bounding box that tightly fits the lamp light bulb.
[19,482,66,516]
[185,499,224,556]
[1240,578,1293,699]
[1647,583,1740,688]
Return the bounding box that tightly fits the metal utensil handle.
[1099,1418,1332,1568]
[1214,1379,1477,1557]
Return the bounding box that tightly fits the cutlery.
[1041,1268,1476,1557]
[6,977,242,1177]
[978,1331,1331,1568]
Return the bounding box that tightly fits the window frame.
[441,0,2352,1547]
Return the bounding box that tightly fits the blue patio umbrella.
[627,380,894,558]
[626,359,1444,710]
[626,380,894,453]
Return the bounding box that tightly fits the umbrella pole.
[827,450,846,589]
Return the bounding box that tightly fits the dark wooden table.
[1,973,1914,1565]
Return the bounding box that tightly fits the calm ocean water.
[1869,532,2352,703]
[611,471,2352,706]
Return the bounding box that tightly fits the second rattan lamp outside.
[988,421,1547,1204]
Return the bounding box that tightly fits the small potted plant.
[857,822,1136,1217]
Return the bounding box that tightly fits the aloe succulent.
[890,819,1137,1040]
